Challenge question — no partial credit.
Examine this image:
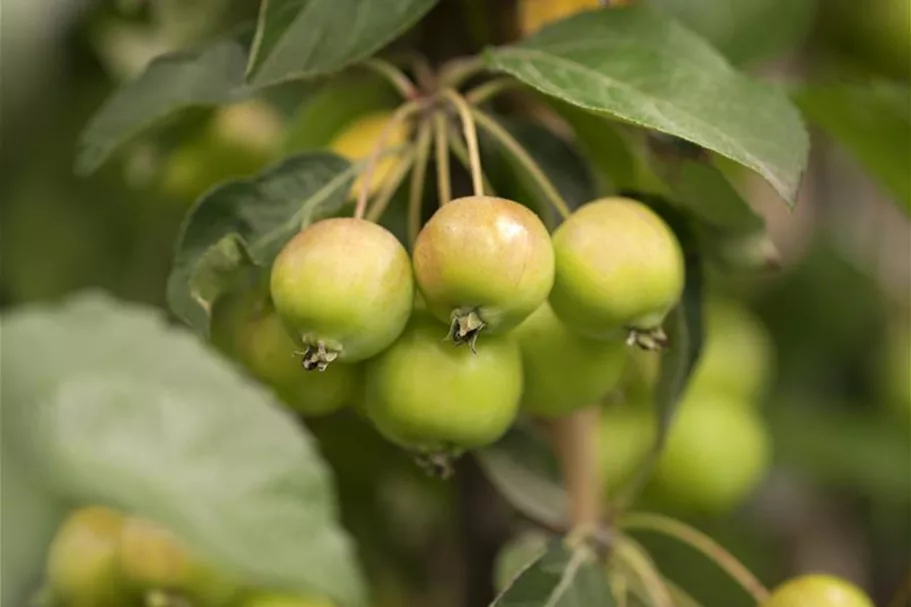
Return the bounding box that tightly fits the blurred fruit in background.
[160,100,284,203]
[240,593,336,607]
[120,516,239,606]
[517,0,602,36]
[648,392,771,513]
[45,507,130,607]
[686,298,775,404]
[327,111,411,198]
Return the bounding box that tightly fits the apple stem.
[354,100,423,221]
[433,112,452,206]
[441,89,485,197]
[365,149,417,222]
[618,512,771,603]
[470,107,574,220]
[464,78,520,105]
[362,58,420,99]
[407,120,434,248]
[550,405,602,527]
[446,122,496,195]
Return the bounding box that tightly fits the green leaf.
[491,538,614,606]
[795,80,911,212]
[494,530,552,593]
[648,0,816,65]
[284,75,401,153]
[246,0,439,86]
[1,293,366,607]
[642,141,778,272]
[76,28,253,175]
[485,4,808,205]
[166,152,352,336]
[476,423,569,531]
[616,207,704,507]
[545,100,639,193]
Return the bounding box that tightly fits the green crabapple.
[270,218,414,370]
[549,197,685,349]
[763,574,874,607]
[45,507,129,607]
[649,392,770,514]
[237,302,359,416]
[598,405,654,493]
[514,301,627,418]
[241,593,336,607]
[119,516,239,606]
[412,195,554,350]
[686,297,774,404]
[364,313,523,457]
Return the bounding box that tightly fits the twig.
[619,512,770,603]
[433,112,452,206]
[549,405,602,527]
[407,120,433,248]
[470,107,572,219]
[362,58,419,99]
[354,100,422,220]
[441,89,484,197]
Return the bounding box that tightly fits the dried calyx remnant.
[626,326,669,351]
[298,340,339,371]
[449,308,486,354]
[414,450,460,479]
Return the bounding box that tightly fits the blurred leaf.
[485,5,808,205]
[494,529,552,592]
[770,405,911,503]
[616,209,704,507]
[246,0,438,86]
[491,538,614,606]
[795,80,911,212]
[546,99,639,193]
[166,152,352,337]
[476,423,569,531]
[644,144,778,272]
[77,28,254,175]
[284,75,400,153]
[1,293,366,606]
[0,450,65,607]
[648,0,816,65]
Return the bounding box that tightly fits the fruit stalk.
[618,512,770,603]
[365,149,417,221]
[446,122,495,195]
[362,58,418,99]
[433,112,452,206]
[408,120,433,247]
[550,405,602,526]
[465,78,520,105]
[470,107,573,219]
[441,89,484,197]
[354,100,422,220]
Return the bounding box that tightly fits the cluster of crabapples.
[41,506,329,607]
[251,190,685,461]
